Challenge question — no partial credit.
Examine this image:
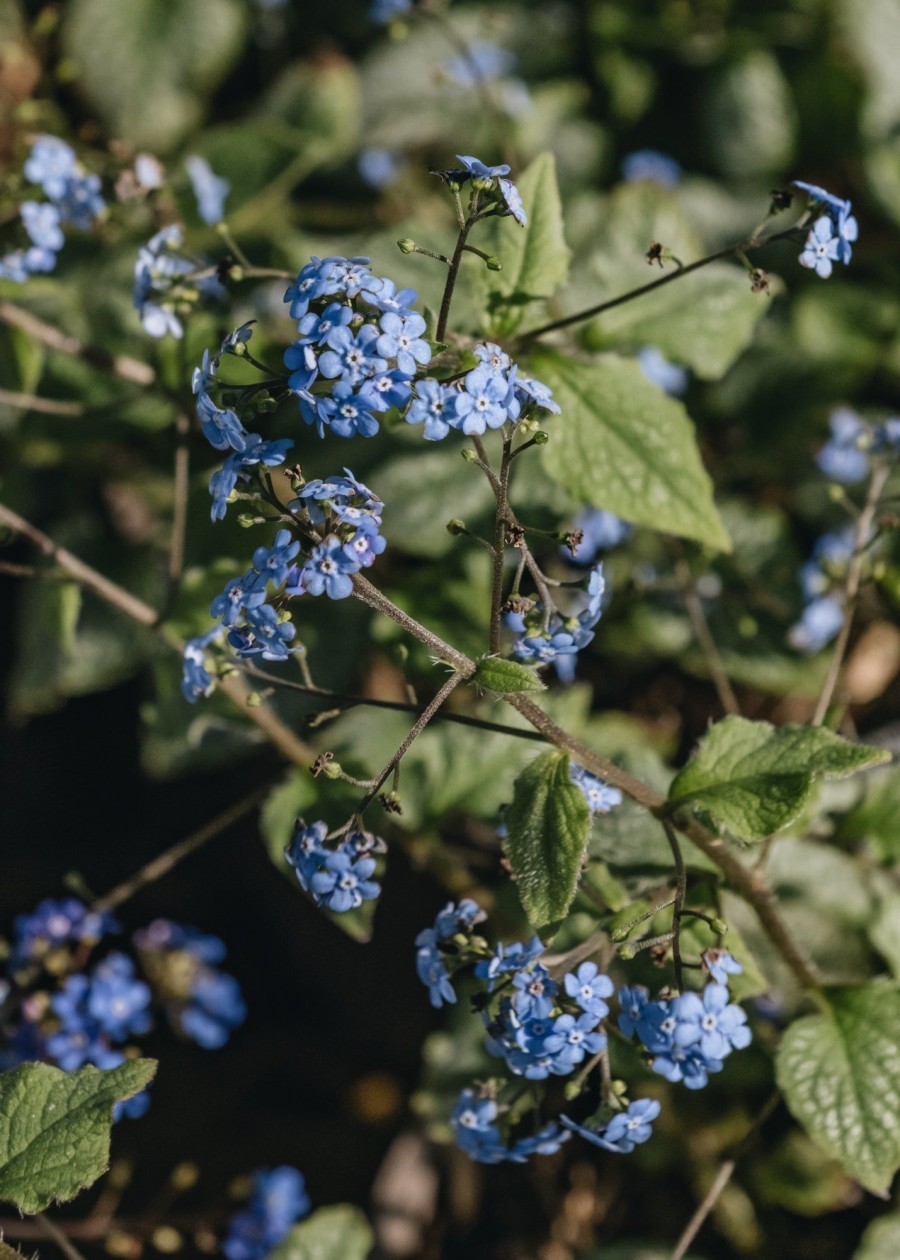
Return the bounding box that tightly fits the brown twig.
[675,556,740,715]
[0,387,84,415]
[34,1214,89,1260]
[0,301,155,386]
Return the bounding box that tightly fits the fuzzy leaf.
[0,1060,157,1213]
[266,1205,373,1260]
[502,750,591,934]
[534,350,731,551]
[669,717,890,841]
[854,1213,900,1259]
[776,984,900,1195]
[472,656,547,696]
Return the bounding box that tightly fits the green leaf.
[669,717,890,841]
[61,0,246,150]
[854,1213,900,1259]
[534,350,731,551]
[579,184,771,380]
[502,750,591,934]
[775,983,900,1195]
[0,1060,157,1213]
[869,897,900,979]
[265,1205,373,1260]
[471,656,546,696]
[700,50,796,177]
[838,766,900,862]
[473,152,571,334]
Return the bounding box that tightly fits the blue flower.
[562,1098,661,1153]
[11,898,117,968]
[498,177,527,226]
[792,180,849,218]
[570,765,622,815]
[617,985,650,1039]
[196,391,248,453]
[133,226,194,339]
[211,573,267,627]
[702,949,743,986]
[24,136,78,199]
[474,937,544,986]
[637,347,688,396]
[133,919,227,964]
[365,367,413,412]
[179,970,247,1048]
[445,41,515,87]
[318,324,386,385]
[514,373,560,415]
[375,311,431,375]
[358,147,405,189]
[285,256,340,320]
[454,363,510,433]
[20,201,64,252]
[133,919,245,1049]
[181,633,218,702]
[303,381,382,439]
[293,536,359,599]
[547,1012,607,1068]
[406,379,465,440]
[788,595,843,653]
[207,435,293,521]
[671,983,752,1060]
[815,407,869,484]
[294,302,353,346]
[308,838,382,913]
[227,605,297,661]
[651,1042,723,1090]
[342,518,387,569]
[563,962,614,1019]
[511,964,558,1021]
[223,1167,310,1260]
[55,172,104,229]
[799,216,841,279]
[184,155,230,225]
[284,819,330,892]
[364,278,419,317]
[621,150,681,187]
[85,953,153,1041]
[455,154,512,181]
[249,530,302,590]
[414,899,486,1008]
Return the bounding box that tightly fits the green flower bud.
[618,942,637,960]
[486,256,503,271]
[397,238,416,254]
[447,518,467,535]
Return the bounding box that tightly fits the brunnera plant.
[1,4,899,1256]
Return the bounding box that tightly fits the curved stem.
[812,462,890,725]
[436,219,474,343]
[519,227,798,342]
[489,435,513,653]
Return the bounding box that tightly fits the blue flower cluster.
[415,898,487,1008]
[510,563,605,672]
[285,820,384,913]
[618,972,751,1091]
[133,225,224,339]
[0,136,104,282]
[209,529,301,662]
[133,919,246,1050]
[561,1098,661,1153]
[193,324,294,521]
[222,1167,310,1260]
[285,472,386,599]
[49,952,152,1069]
[407,340,558,440]
[788,526,855,654]
[284,255,429,440]
[9,897,117,970]
[451,1089,571,1164]
[793,181,858,279]
[815,406,900,486]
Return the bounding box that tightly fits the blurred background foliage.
[2,0,900,1257]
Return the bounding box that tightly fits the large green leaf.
[62,0,246,150]
[776,984,900,1195]
[0,1060,157,1213]
[473,152,571,334]
[502,749,590,934]
[266,1205,373,1260]
[534,350,731,550]
[669,717,889,841]
[580,184,771,379]
[854,1213,900,1259]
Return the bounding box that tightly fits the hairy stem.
[436,219,474,344]
[355,672,464,814]
[663,820,687,992]
[812,461,891,725]
[520,227,798,342]
[489,435,513,654]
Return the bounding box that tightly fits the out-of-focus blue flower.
[445,41,515,87]
[223,1167,310,1260]
[815,407,869,483]
[415,899,486,1009]
[133,919,245,1049]
[563,508,633,566]
[24,136,78,200]
[702,949,743,987]
[20,201,64,252]
[185,155,230,225]
[622,150,681,187]
[788,595,843,653]
[11,899,118,969]
[358,147,405,189]
[637,346,688,396]
[570,764,623,815]
[370,0,411,22]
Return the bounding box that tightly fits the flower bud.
[245,691,262,708]
[486,256,503,271]
[397,238,417,254]
[618,942,637,960]
[532,430,549,445]
[461,448,478,463]
[447,518,467,535]
[322,760,343,780]
[711,917,728,936]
